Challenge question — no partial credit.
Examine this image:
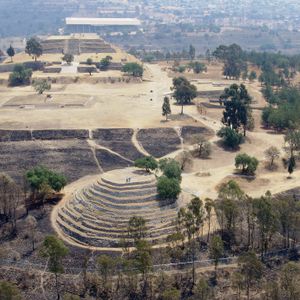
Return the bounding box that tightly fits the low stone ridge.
[0,130,32,142]
[95,149,132,172]
[55,168,178,248]
[92,128,143,161]
[0,140,99,183]
[137,128,181,158]
[181,126,214,143]
[32,129,89,140]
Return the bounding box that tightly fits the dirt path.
[132,128,150,156]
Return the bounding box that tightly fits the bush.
[99,55,112,71]
[62,53,74,64]
[157,176,181,201]
[134,156,158,172]
[159,158,182,182]
[235,153,259,175]
[217,127,243,149]
[9,64,32,86]
[192,136,212,158]
[122,62,143,77]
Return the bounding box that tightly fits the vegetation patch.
[137,128,181,158]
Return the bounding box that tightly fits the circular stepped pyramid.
[55,168,178,249]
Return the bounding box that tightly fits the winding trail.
[87,139,133,164]
[132,128,150,157]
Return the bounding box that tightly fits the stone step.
[100,177,156,188]
[64,204,177,229]
[58,208,176,237]
[86,187,158,203]
[57,216,174,247]
[81,189,162,208]
[91,183,157,198]
[60,207,176,233]
[73,193,177,216]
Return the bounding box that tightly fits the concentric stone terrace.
[55,168,178,249]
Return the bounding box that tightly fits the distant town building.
[65,17,141,34]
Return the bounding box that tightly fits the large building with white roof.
[65,17,141,33]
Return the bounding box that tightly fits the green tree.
[264,146,280,168]
[205,198,214,243]
[40,235,69,300]
[249,71,257,82]
[220,84,252,136]
[6,45,15,62]
[97,254,116,295]
[157,176,181,201]
[253,193,278,258]
[192,277,214,300]
[86,58,93,65]
[122,62,143,77]
[189,44,196,60]
[99,55,112,71]
[237,251,263,300]
[217,127,243,149]
[62,53,74,64]
[280,262,300,300]
[128,216,147,241]
[172,76,197,114]
[287,155,296,176]
[25,37,43,61]
[0,281,21,300]
[162,96,171,121]
[26,166,67,203]
[159,158,182,182]
[8,64,32,86]
[162,288,180,300]
[133,239,152,279]
[209,235,224,278]
[192,135,212,158]
[235,153,259,175]
[134,156,157,172]
[189,61,207,74]
[33,79,51,94]
[217,180,244,237]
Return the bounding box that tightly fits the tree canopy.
[122,62,143,77]
[172,76,197,114]
[25,37,43,61]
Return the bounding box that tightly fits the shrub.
[235,153,259,175]
[32,79,51,94]
[86,58,93,65]
[99,55,112,71]
[62,53,74,64]
[9,64,32,86]
[157,176,181,201]
[159,158,182,182]
[134,156,158,172]
[217,127,243,149]
[192,136,212,158]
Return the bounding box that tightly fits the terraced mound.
[55,168,178,249]
[41,38,115,55]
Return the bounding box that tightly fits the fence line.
[1,244,298,275]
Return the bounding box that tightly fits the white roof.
[66,17,141,26]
